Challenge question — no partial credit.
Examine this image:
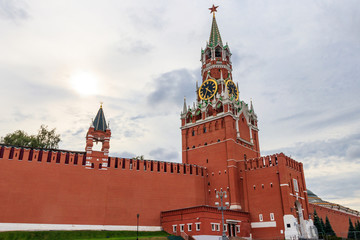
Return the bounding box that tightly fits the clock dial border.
[199,79,218,100]
[226,80,239,101]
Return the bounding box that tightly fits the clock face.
[226,80,239,100]
[199,79,218,100]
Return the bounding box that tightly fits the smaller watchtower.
[85,104,111,170]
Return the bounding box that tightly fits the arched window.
[215,47,222,58]
[207,105,214,117]
[205,49,211,60]
[195,110,202,121]
[216,102,223,114]
[186,113,192,124]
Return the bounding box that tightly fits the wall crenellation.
[245,153,302,172]
[0,145,205,177]
[0,144,86,166]
[107,156,205,177]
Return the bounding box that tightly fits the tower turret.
[85,104,111,170]
[180,6,260,210]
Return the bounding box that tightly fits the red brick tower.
[85,104,111,170]
[180,6,260,211]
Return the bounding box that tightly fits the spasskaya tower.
[180,5,260,211]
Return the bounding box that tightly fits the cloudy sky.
[1,0,359,211]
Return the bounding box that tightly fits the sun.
[69,71,99,96]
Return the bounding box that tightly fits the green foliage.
[0,230,169,240]
[313,210,324,237]
[0,125,60,149]
[325,216,336,237]
[356,220,360,232]
[348,218,356,239]
[320,218,326,234]
[133,155,144,160]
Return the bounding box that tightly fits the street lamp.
[216,190,228,240]
[137,213,140,240]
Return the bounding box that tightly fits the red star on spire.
[209,4,219,17]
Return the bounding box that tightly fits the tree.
[320,218,326,235]
[325,216,336,237]
[313,210,324,238]
[356,220,360,232]
[348,218,356,239]
[1,125,61,149]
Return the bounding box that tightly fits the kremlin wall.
[1,5,359,240]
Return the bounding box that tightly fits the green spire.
[93,104,108,132]
[209,13,223,47]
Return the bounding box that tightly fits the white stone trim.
[251,221,276,228]
[280,184,289,187]
[0,223,161,232]
[225,219,241,223]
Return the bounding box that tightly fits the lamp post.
[137,213,139,240]
[216,190,228,240]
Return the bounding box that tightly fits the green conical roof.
[93,105,107,132]
[209,15,223,47]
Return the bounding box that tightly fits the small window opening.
[188,224,192,232]
[171,163,174,173]
[144,161,147,170]
[164,163,167,172]
[203,127,207,133]
[91,163,94,169]
[206,159,208,163]
[151,161,153,171]
[192,130,195,136]
[129,159,133,170]
[183,165,186,174]
[136,160,140,170]
[196,223,200,231]
[190,165,193,175]
[177,164,180,173]
[99,163,102,169]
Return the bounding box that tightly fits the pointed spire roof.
[93,104,108,132]
[208,5,223,47]
[183,97,187,114]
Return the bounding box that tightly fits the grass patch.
[0,230,170,240]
